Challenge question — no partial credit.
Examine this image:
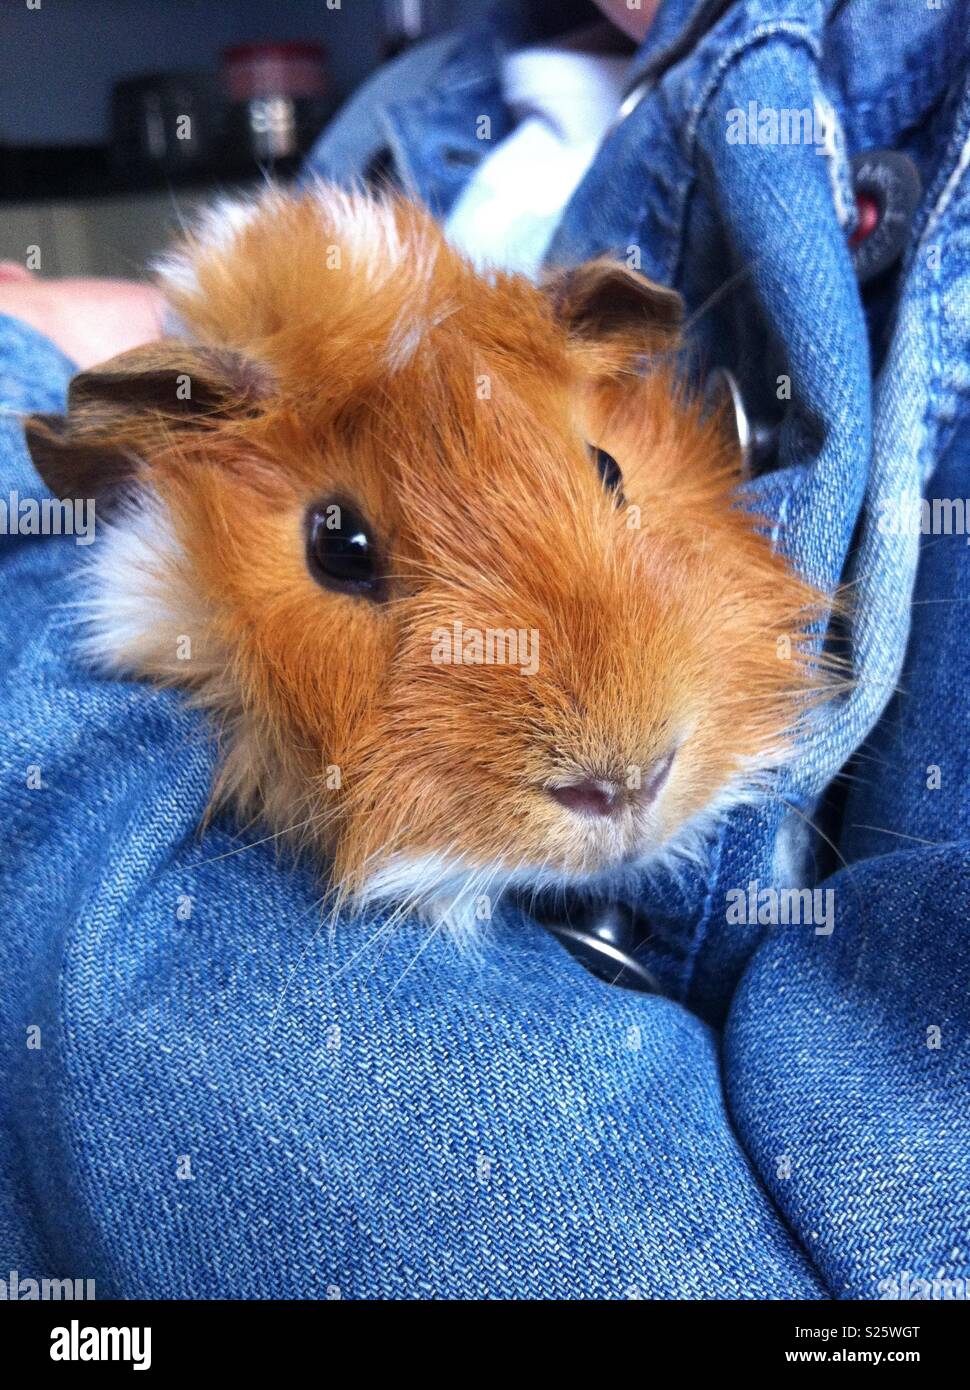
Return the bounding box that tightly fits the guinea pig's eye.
[305,497,382,599]
[588,444,623,497]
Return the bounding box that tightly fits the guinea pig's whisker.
[369,911,408,976]
[843,745,892,770]
[759,789,867,916]
[382,919,446,1002]
[829,769,876,789]
[198,807,340,867]
[197,824,302,867]
[680,259,761,341]
[328,914,400,984]
[266,887,338,1029]
[848,824,956,848]
[910,595,970,605]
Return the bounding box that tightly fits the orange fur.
[29,188,831,916]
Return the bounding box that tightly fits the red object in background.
[223,42,328,103]
[849,192,880,248]
[221,42,332,165]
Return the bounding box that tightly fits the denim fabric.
[725,847,970,1300]
[302,28,513,220]
[1,0,968,1299]
[0,317,79,1276]
[725,413,970,1299]
[840,411,970,864]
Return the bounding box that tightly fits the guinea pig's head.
[26,187,827,926]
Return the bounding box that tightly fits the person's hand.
[0,263,165,369]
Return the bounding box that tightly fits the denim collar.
[375,0,705,216]
[376,0,757,218]
[381,0,969,218]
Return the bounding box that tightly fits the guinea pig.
[25,186,828,933]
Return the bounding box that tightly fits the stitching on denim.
[923,260,944,492]
[629,23,819,288]
[814,90,855,232]
[664,20,822,286]
[916,109,970,487]
[923,115,970,242]
[683,22,821,155]
[770,487,790,554]
[665,22,829,358]
[668,24,824,1005]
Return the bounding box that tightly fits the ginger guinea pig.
[25,187,825,932]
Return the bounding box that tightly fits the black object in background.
[111,71,224,176]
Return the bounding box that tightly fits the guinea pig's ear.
[543,258,683,351]
[24,339,269,504]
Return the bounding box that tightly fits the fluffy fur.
[26,186,830,932]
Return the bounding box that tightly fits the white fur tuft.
[155,183,442,372]
[153,194,270,301]
[71,489,195,677]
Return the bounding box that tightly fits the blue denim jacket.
[0,0,967,1299]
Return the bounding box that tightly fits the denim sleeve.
[0,315,74,1271]
[725,408,970,1299]
[301,35,457,186]
[0,314,74,485]
[727,395,969,1299]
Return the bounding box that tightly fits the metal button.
[702,367,781,478]
[704,367,753,478]
[848,150,922,284]
[526,892,659,992]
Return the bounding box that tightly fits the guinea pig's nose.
[547,779,623,818]
[548,752,675,819]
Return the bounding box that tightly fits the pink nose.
[548,752,675,819]
[547,780,620,818]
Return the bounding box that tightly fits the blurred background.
[0,0,493,276]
